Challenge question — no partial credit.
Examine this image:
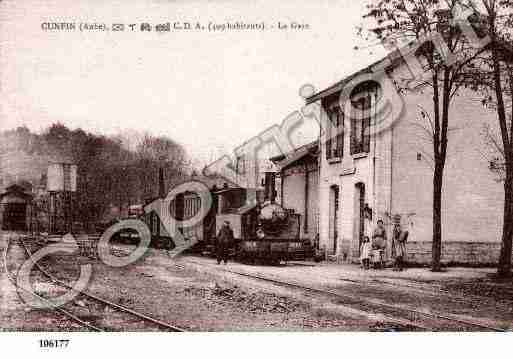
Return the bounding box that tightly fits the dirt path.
[175,255,513,330]
[21,239,411,331]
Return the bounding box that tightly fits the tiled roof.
[269,140,319,170]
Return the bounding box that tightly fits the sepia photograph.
[1,0,512,356]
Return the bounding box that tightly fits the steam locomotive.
[217,198,312,264]
[142,174,314,264]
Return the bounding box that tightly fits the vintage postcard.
[1,0,512,356]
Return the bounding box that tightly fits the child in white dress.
[360,236,372,270]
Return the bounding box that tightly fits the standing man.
[216,221,234,265]
[392,223,408,271]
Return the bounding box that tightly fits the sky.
[0,0,386,166]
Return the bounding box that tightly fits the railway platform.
[182,255,496,288]
[171,254,512,331]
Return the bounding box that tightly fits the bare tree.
[0,124,191,230]
[363,0,485,271]
[135,134,191,199]
[469,0,513,276]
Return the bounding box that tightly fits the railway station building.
[304,51,507,265]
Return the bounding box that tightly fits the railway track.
[4,235,186,332]
[336,274,513,311]
[185,259,508,332]
[18,235,505,331]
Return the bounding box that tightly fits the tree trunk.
[498,168,513,277]
[432,163,444,271]
[484,5,513,277]
[431,68,450,272]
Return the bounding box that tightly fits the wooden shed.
[0,184,33,231]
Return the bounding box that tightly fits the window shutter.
[350,118,356,155]
[350,99,360,155]
[326,138,332,160]
[363,116,371,153]
[335,133,343,157]
[326,108,334,159]
[335,111,344,157]
[363,95,371,153]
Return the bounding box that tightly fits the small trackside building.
[0,184,34,231]
[306,51,507,265]
[270,141,320,245]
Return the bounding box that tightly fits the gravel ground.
[1,234,90,331]
[179,255,513,330]
[4,233,512,331]
[15,238,415,331]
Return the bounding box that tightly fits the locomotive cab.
[215,195,310,264]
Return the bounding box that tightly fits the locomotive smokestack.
[264,172,276,203]
[158,167,165,198]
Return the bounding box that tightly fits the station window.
[325,106,344,160]
[350,95,371,155]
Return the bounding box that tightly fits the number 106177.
[39,339,70,348]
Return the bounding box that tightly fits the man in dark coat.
[216,221,234,264]
[392,223,408,271]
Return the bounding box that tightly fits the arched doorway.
[329,185,340,254]
[355,183,365,255]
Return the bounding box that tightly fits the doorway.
[355,183,365,255]
[2,203,28,231]
[329,185,340,254]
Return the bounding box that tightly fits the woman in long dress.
[371,219,387,268]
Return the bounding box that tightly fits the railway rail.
[9,233,507,331]
[185,259,508,332]
[4,237,104,331]
[4,234,186,332]
[336,274,513,311]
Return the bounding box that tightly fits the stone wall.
[405,241,503,265]
[336,240,506,266]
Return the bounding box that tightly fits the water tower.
[47,162,77,233]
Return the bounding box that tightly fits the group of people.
[360,219,408,271]
[216,218,407,270]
